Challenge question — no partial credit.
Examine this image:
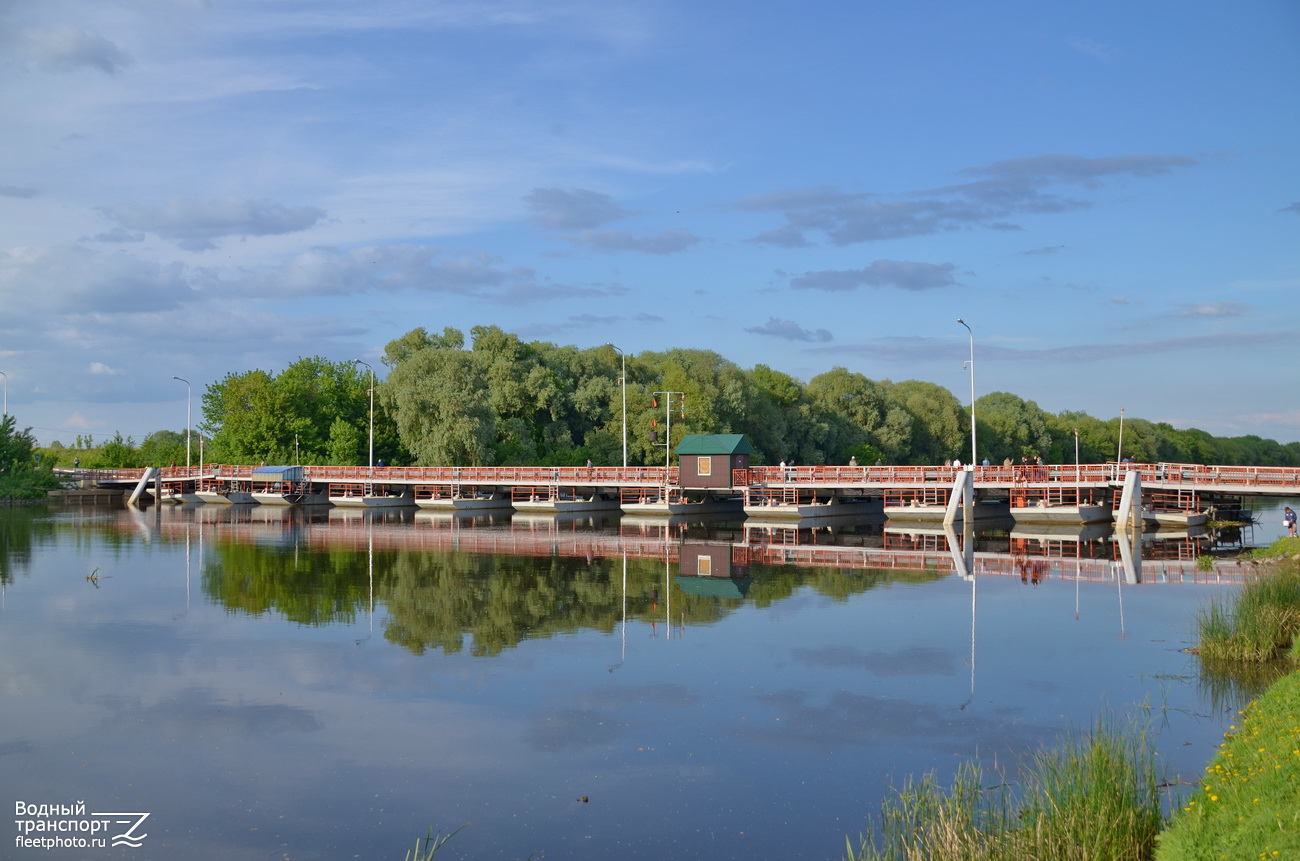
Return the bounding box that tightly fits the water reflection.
[0,503,1277,861]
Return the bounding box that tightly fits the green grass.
[846,716,1164,861]
[1195,556,1300,664]
[1155,670,1300,860]
[403,826,462,861]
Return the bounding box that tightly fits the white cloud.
[18,24,133,75]
[791,260,956,292]
[745,318,833,343]
[102,198,325,251]
[1179,302,1247,318]
[525,188,634,229]
[562,228,701,255]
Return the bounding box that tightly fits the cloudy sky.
[2,0,1298,448]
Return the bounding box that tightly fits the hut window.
[698,457,712,476]
[699,556,712,576]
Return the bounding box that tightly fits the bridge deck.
[73,460,1299,497]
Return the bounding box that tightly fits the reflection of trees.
[196,535,952,656]
[0,506,53,585]
[741,563,946,606]
[204,541,377,626]
[381,551,678,656]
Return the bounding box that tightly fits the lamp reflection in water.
[609,553,627,673]
[943,523,976,711]
[355,514,374,646]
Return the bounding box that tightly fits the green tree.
[0,416,62,499]
[892,380,965,464]
[139,430,187,466]
[201,369,287,463]
[381,334,495,464]
[974,392,1053,463]
[94,431,140,469]
[807,367,913,463]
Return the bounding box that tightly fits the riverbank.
[847,538,1300,861]
[1155,539,1300,859]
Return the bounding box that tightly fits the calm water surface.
[1,500,1292,860]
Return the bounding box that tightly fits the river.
[0,498,1293,860]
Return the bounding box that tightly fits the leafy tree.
[0,415,62,499]
[892,380,965,464]
[95,431,140,469]
[974,392,1053,463]
[200,357,392,466]
[381,333,495,464]
[139,430,187,466]
[807,367,913,463]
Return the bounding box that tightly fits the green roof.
[674,434,755,456]
[675,576,751,599]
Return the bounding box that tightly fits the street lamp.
[172,376,191,469]
[1117,407,1125,464]
[652,390,685,470]
[956,319,976,468]
[608,344,627,468]
[354,360,374,474]
[0,370,7,416]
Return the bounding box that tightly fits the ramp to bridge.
[127,467,159,506]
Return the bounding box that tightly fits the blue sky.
[2,0,1298,448]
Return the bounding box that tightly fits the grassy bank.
[847,543,1300,861]
[846,717,1164,861]
[1155,670,1300,859]
[1156,543,1300,859]
[1195,538,1300,664]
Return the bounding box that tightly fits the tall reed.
[1195,559,1300,663]
[847,717,1163,861]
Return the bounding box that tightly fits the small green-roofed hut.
[674,434,754,489]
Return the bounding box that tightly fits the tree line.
[39,324,1300,469]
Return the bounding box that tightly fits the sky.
[2,0,1298,448]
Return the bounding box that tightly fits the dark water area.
[0,500,1292,860]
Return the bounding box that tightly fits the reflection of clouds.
[0,740,34,757]
[741,689,1057,756]
[793,645,956,678]
[527,707,625,751]
[525,683,700,750]
[105,689,323,740]
[572,683,699,710]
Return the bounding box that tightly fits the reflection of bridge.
[137,504,1258,585]
[79,460,1298,521]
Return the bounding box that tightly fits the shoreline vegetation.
[846,537,1300,861]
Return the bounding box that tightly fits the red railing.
[80,460,1300,494]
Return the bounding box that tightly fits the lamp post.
[652,391,685,470]
[0,370,7,416]
[172,376,191,469]
[608,344,627,468]
[956,319,976,469]
[1117,407,1125,464]
[354,360,374,475]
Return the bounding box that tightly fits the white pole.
[172,376,191,469]
[355,360,374,474]
[609,345,627,468]
[0,370,7,416]
[1117,407,1125,463]
[957,319,976,468]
